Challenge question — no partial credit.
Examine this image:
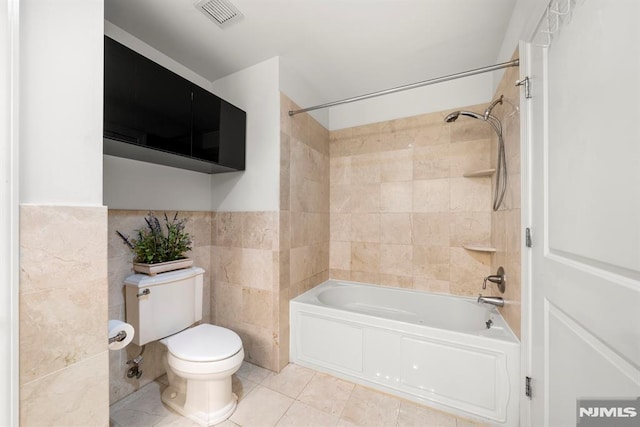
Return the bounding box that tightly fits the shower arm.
[483,95,504,120]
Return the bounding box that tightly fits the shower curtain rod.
[288,58,519,116]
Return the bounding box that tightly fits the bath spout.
[477,294,504,307]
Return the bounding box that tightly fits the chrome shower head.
[444,111,460,123]
[444,96,504,124]
[442,97,508,211]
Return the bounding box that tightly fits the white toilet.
[124,267,244,426]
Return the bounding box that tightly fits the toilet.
[124,267,244,426]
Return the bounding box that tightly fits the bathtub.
[290,280,520,426]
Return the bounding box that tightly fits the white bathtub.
[290,280,520,426]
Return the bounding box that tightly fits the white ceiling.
[105,0,517,104]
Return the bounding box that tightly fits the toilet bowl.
[160,324,244,426]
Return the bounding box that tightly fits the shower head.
[444,95,505,123]
[444,111,460,123]
[444,110,484,123]
[442,96,508,211]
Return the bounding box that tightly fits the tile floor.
[110,362,489,427]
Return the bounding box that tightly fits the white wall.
[210,57,281,212]
[328,73,495,130]
[103,22,215,211]
[20,0,104,205]
[279,56,330,129]
[103,155,214,211]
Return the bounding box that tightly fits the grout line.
[273,398,295,427]
[335,380,356,422]
[256,384,296,427]
[294,370,315,400]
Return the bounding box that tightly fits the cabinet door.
[219,100,246,170]
[191,85,221,162]
[104,36,245,173]
[104,37,138,143]
[134,55,192,156]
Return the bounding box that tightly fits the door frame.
[1,0,19,425]
[519,39,534,427]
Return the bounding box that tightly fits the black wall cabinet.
[104,36,246,174]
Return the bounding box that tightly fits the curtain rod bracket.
[288,58,519,117]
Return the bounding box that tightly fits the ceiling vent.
[195,0,244,28]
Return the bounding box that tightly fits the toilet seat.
[165,324,243,363]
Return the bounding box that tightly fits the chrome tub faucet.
[477,294,505,307]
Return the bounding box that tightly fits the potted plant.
[117,211,193,275]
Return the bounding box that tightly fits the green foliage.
[117,212,192,264]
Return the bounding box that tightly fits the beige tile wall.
[107,210,213,404]
[279,94,331,369]
[20,205,109,426]
[211,211,281,371]
[108,209,286,404]
[329,108,495,296]
[491,49,522,338]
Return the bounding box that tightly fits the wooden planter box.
[132,258,193,276]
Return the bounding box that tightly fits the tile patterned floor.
[110,362,489,427]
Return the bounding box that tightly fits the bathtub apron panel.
[291,280,520,426]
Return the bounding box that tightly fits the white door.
[525,1,640,426]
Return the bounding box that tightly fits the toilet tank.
[125,267,204,346]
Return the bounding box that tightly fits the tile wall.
[211,211,281,371]
[20,205,109,426]
[491,49,522,337]
[279,94,331,369]
[328,108,495,296]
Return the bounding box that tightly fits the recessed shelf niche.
[462,168,496,178]
[463,245,497,253]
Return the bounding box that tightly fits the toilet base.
[161,384,237,427]
[158,331,244,426]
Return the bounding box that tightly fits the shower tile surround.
[329,111,495,295]
[328,55,521,336]
[107,79,520,407]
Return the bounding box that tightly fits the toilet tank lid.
[166,324,243,362]
[124,267,205,287]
